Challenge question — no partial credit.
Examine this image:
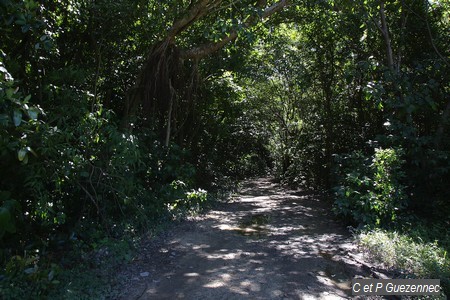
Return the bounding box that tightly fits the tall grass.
[358,228,449,297]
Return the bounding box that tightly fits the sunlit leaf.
[18,148,27,161]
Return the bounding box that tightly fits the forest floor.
[113,178,390,299]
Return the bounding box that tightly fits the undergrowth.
[0,186,220,299]
[357,226,450,297]
[0,235,133,300]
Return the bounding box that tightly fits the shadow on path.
[115,178,380,299]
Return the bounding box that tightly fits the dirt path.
[114,178,385,299]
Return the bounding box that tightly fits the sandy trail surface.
[115,178,384,299]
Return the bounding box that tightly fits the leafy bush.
[334,147,407,227]
[164,179,208,218]
[0,93,206,296]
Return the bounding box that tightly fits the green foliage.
[0,0,449,297]
[0,253,61,299]
[358,228,450,296]
[380,63,450,218]
[0,234,133,299]
[0,2,211,294]
[0,60,42,163]
[334,148,407,227]
[166,183,209,218]
[193,70,272,185]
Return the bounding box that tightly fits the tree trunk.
[379,0,395,71]
[122,0,290,142]
[165,80,175,147]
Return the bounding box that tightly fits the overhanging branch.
[180,0,290,59]
[167,0,224,40]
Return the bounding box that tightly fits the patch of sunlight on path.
[115,177,385,300]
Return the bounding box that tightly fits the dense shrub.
[333,147,407,227]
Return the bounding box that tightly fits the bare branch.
[423,2,449,67]
[168,0,224,40]
[261,0,288,18]
[181,32,239,59]
[379,0,395,70]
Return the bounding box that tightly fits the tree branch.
[401,1,449,67]
[379,0,394,71]
[423,1,450,67]
[180,0,290,59]
[167,0,224,40]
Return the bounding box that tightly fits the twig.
[77,181,100,215]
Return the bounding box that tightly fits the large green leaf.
[28,107,39,120]
[13,109,22,126]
